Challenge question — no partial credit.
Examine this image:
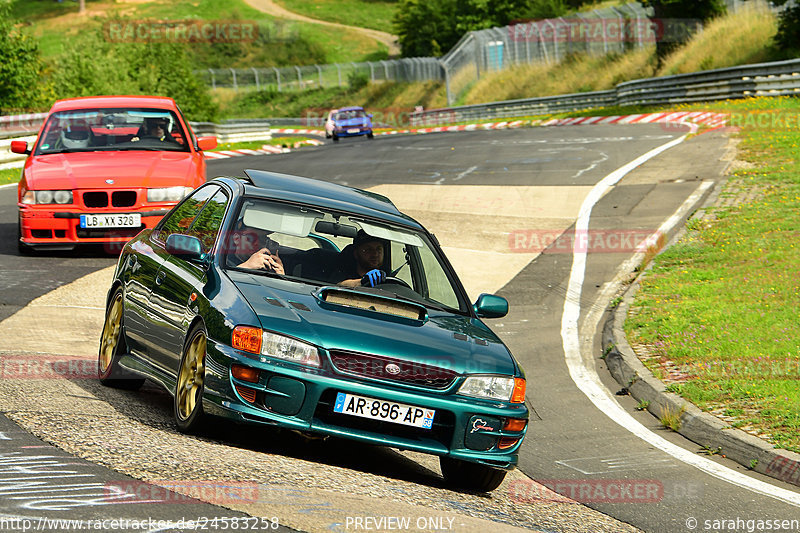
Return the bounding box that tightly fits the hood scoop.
[317,288,427,322]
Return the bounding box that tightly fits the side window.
[187,189,228,253]
[390,241,413,287]
[156,185,219,243]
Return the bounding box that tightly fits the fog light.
[232,364,260,383]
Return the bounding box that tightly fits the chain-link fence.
[196,58,443,93]
[195,2,749,105]
[440,3,657,103]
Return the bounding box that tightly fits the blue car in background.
[325,106,374,142]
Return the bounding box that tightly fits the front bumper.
[203,341,529,469]
[334,127,372,138]
[19,207,171,250]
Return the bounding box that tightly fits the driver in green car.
[335,230,388,288]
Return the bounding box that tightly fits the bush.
[348,70,370,92]
[0,4,53,113]
[49,19,218,122]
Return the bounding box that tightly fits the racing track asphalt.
[0,126,798,532]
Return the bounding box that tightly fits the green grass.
[9,0,386,65]
[0,167,22,186]
[625,96,800,453]
[275,0,398,34]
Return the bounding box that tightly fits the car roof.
[50,95,178,112]
[337,106,365,112]
[238,169,423,230]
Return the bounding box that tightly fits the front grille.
[76,226,143,239]
[314,389,455,447]
[112,191,137,207]
[329,350,457,390]
[83,192,108,208]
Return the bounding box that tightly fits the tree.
[775,3,800,56]
[395,0,535,57]
[641,0,726,64]
[0,4,52,113]
[79,0,86,14]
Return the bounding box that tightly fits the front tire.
[367,131,374,139]
[174,324,207,433]
[440,457,507,493]
[332,133,339,142]
[98,288,144,390]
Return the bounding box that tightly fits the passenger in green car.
[229,226,285,274]
[334,230,388,288]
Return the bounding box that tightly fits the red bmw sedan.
[12,95,217,253]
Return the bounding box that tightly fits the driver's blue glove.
[361,269,386,287]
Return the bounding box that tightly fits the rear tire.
[332,134,339,142]
[367,131,374,139]
[439,457,507,493]
[174,324,208,433]
[98,287,144,390]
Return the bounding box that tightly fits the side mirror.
[473,294,508,319]
[10,141,29,155]
[166,234,205,262]
[197,136,218,151]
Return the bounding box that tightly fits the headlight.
[458,375,526,402]
[231,326,320,368]
[147,186,193,203]
[22,190,73,205]
[262,331,320,367]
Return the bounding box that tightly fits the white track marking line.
[560,134,800,507]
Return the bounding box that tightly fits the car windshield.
[336,109,367,120]
[223,198,468,313]
[34,108,190,155]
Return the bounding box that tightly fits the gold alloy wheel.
[177,332,206,420]
[99,293,123,374]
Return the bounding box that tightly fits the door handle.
[155,271,166,285]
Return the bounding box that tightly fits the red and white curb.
[204,139,326,160]
[204,145,289,160]
[539,111,730,128]
[268,112,730,140]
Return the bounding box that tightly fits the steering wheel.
[380,276,412,289]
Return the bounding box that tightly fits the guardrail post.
[230,68,238,91]
[252,67,260,91]
[336,63,342,86]
[315,64,322,87]
[369,62,375,81]
[208,69,216,90]
[273,67,281,92]
[295,66,302,89]
[380,60,389,80]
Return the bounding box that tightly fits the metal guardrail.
[406,58,800,125]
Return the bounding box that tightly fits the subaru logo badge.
[105,179,114,184]
[385,363,401,375]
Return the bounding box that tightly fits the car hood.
[231,274,517,376]
[24,151,197,189]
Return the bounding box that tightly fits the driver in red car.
[335,230,388,288]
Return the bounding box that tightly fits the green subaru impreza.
[99,169,529,492]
